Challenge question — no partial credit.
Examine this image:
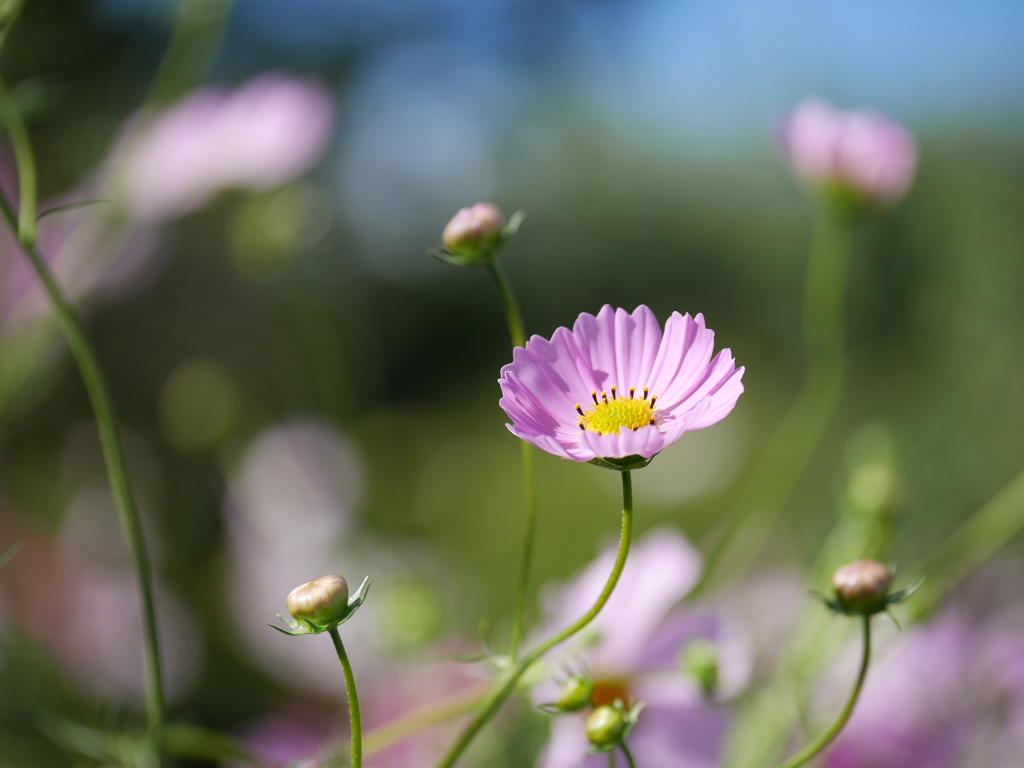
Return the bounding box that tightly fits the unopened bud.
[585,705,626,749]
[287,574,350,628]
[831,560,892,615]
[682,639,719,696]
[555,676,594,713]
[441,203,504,263]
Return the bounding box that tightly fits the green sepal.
[816,575,923,618]
[588,454,655,471]
[271,575,371,636]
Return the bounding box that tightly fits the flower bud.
[682,639,719,696]
[287,574,350,628]
[441,203,504,263]
[585,705,626,749]
[831,560,893,615]
[554,676,594,713]
[780,98,917,208]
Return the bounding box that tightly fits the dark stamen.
[611,386,617,399]
[643,387,649,400]
[579,421,586,431]
[576,404,585,416]
[601,391,609,404]
[592,391,599,405]
[629,387,636,399]
[649,395,658,408]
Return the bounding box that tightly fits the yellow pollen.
[578,393,656,434]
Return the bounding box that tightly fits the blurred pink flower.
[498,305,743,463]
[114,72,334,221]
[534,528,751,768]
[780,98,917,205]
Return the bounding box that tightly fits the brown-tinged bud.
[585,705,627,749]
[555,676,594,713]
[831,559,892,615]
[287,574,350,628]
[441,203,504,262]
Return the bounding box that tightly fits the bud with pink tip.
[272,573,370,635]
[781,98,917,208]
[287,574,349,627]
[433,203,524,267]
[831,560,893,615]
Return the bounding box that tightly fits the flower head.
[498,305,743,466]
[780,97,917,207]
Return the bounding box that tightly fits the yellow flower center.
[576,387,658,435]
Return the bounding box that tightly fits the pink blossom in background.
[534,528,752,768]
[114,72,334,221]
[498,305,744,462]
[780,98,917,205]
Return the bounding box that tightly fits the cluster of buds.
[824,559,920,618]
[431,203,526,267]
[541,674,643,753]
[272,573,371,636]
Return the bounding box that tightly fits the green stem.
[696,211,851,594]
[144,0,235,106]
[486,260,526,348]
[433,470,634,768]
[0,93,164,764]
[774,615,872,768]
[329,628,363,768]
[620,743,637,768]
[484,259,536,663]
[0,75,37,245]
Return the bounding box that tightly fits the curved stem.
[620,743,637,768]
[695,212,851,594]
[0,101,165,763]
[775,615,872,768]
[329,628,363,768]
[485,259,536,663]
[433,470,635,768]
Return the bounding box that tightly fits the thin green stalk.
[486,260,526,348]
[0,90,165,764]
[608,751,616,768]
[620,743,637,768]
[485,259,535,662]
[774,615,872,768]
[0,75,37,245]
[696,212,851,594]
[433,470,634,768]
[329,628,363,768]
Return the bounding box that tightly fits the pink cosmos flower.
[534,529,752,768]
[780,98,917,205]
[113,72,334,221]
[498,305,743,463]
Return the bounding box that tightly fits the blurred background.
[1,0,1023,766]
